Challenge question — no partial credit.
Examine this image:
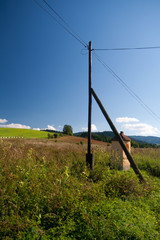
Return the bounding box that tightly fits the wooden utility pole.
[86,41,94,169]
[91,87,146,184]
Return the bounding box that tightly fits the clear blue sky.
[1,0,160,136]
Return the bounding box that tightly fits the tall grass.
[133,148,160,177]
[0,139,160,239]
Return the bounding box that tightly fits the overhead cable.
[42,0,88,48]
[94,46,160,51]
[33,0,88,48]
[93,52,160,123]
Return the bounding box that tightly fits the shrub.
[48,133,53,139]
[54,133,58,139]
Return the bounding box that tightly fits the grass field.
[0,128,50,139]
[1,138,160,239]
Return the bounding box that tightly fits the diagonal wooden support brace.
[91,88,146,184]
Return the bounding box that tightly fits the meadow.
[0,128,49,139]
[1,136,160,239]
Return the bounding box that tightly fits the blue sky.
[1,0,160,136]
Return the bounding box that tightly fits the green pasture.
[0,128,49,138]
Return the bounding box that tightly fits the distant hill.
[1,128,160,146]
[130,136,160,145]
[75,131,160,147]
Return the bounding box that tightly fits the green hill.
[0,128,49,139]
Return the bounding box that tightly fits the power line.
[32,0,88,48]
[33,0,160,123]
[93,52,160,123]
[42,0,88,48]
[94,46,160,51]
[32,1,160,52]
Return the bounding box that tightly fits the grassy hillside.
[1,138,160,239]
[0,128,49,138]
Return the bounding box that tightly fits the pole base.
[86,153,94,170]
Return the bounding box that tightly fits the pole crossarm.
[91,87,146,184]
